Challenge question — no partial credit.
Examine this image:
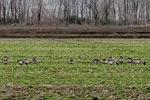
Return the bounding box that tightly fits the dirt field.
[0,25,150,38]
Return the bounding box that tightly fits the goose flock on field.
[1,56,146,65]
[1,56,38,65]
[69,56,146,65]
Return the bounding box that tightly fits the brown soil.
[0,25,150,38]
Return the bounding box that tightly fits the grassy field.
[0,39,150,99]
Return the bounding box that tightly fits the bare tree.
[1,0,7,24]
[0,0,149,25]
[37,0,43,24]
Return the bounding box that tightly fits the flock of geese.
[1,56,146,66]
[69,56,146,65]
[1,56,38,65]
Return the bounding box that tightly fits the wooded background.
[0,0,150,26]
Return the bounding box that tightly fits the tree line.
[0,0,150,25]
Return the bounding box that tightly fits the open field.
[0,39,150,99]
[1,25,150,38]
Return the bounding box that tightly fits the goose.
[118,56,124,64]
[106,56,117,64]
[24,59,30,65]
[1,56,9,65]
[108,59,119,65]
[127,58,133,63]
[17,59,25,65]
[92,58,99,64]
[17,59,29,65]
[133,58,146,65]
[106,56,115,62]
[32,56,38,64]
[101,58,108,64]
[69,58,74,64]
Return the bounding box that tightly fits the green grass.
[0,39,150,99]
